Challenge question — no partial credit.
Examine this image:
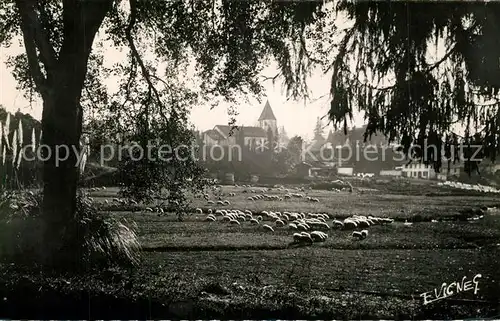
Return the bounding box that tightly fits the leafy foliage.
[329,1,500,173]
[287,136,304,166]
[115,92,206,218]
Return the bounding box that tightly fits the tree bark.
[34,0,114,265]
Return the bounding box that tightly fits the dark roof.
[258,100,277,121]
[238,126,267,138]
[214,125,267,138]
[214,125,236,138]
[204,129,224,140]
[328,125,389,146]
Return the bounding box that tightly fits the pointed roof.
[258,100,277,121]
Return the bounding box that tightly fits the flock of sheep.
[196,205,394,246]
[193,182,399,246]
[438,181,500,193]
[199,184,325,207]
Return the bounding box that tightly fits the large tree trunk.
[34,1,114,265]
[39,85,83,264]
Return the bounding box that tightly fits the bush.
[0,189,141,269]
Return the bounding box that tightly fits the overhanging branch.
[15,0,51,96]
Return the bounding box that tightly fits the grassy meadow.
[1,178,500,319]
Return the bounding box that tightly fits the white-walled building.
[401,163,436,179]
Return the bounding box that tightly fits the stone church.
[202,100,287,149]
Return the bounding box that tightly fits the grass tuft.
[0,189,141,269]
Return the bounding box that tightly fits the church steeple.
[258,100,277,121]
[258,100,277,135]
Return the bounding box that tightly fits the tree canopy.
[329,1,500,173]
[2,1,498,175]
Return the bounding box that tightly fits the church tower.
[258,100,277,135]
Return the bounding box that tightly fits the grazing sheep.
[332,220,344,228]
[195,208,203,214]
[275,219,285,227]
[343,220,358,230]
[250,218,260,225]
[207,200,215,205]
[297,223,309,231]
[222,215,231,222]
[310,231,328,242]
[288,223,298,230]
[206,215,216,222]
[352,231,364,239]
[404,220,413,227]
[357,220,370,228]
[262,224,274,232]
[293,232,313,245]
[145,207,153,212]
[361,229,368,238]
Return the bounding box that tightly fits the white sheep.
[293,232,313,245]
[262,224,274,232]
[310,231,328,242]
[229,219,240,225]
[275,219,285,227]
[356,220,370,228]
[206,215,216,222]
[332,220,344,228]
[195,208,203,214]
[288,223,298,230]
[352,231,364,239]
[343,220,358,229]
[297,223,309,231]
[361,229,368,238]
[250,218,260,225]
